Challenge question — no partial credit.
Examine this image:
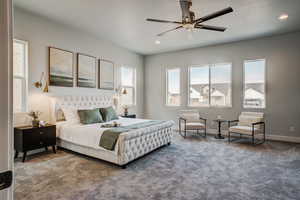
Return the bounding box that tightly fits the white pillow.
[61,107,81,124]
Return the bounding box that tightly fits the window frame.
[13,39,29,113]
[120,66,136,106]
[187,63,232,108]
[165,67,181,107]
[243,58,266,109]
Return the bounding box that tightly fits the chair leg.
[228,132,231,143]
[252,134,255,145]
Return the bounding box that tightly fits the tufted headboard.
[50,95,114,124]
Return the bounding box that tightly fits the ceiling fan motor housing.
[180,0,194,23]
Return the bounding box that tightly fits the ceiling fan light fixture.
[278,14,288,21]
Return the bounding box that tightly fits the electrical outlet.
[289,126,295,132]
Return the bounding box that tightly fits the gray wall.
[14,8,144,122]
[144,32,300,138]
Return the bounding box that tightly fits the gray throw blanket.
[99,120,165,151]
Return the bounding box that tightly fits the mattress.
[56,117,173,154]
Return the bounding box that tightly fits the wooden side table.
[14,124,56,162]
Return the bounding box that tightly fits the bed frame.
[50,95,174,168]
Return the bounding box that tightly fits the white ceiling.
[14,0,300,55]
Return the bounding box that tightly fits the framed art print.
[99,59,114,90]
[49,47,74,87]
[77,53,97,88]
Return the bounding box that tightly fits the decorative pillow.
[238,115,263,127]
[78,108,104,124]
[99,106,118,122]
[56,108,66,122]
[61,107,81,124]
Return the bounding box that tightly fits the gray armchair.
[178,110,207,138]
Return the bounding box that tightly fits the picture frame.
[99,59,114,90]
[77,53,97,88]
[49,47,74,87]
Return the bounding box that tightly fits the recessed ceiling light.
[155,40,161,44]
[278,14,288,21]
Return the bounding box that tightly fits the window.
[188,63,232,107]
[210,63,232,107]
[120,66,136,106]
[13,39,28,113]
[166,68,180,106]
[243,59,266,108]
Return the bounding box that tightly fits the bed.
[50,95,174,168]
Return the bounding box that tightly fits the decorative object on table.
[39,121,47,127]
[178,110,207,138]
[121,114,136,119]
[28,111,41,127]
[228,112,265,145]
[14,124,56,162]
[123,105,129,116]
[99,59,114,90]
[101,121,121,128]
[213,119,227,139]
[34,72,49,92]
[49,47,74,87]
[77,53,97,88]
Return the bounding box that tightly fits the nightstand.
[14,124,56,162]
[121,114,136,118]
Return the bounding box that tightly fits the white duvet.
[56,117,151,153]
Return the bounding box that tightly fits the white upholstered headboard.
[50,95,114,124]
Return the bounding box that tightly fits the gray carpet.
[14,134,300,200]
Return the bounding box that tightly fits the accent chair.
[178,110,207,138]
[228,112,265,145]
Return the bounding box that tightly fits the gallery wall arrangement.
[48,46,114,90]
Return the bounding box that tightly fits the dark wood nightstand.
[121,114,136,118]
[14,124,56,162]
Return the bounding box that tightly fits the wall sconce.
[34,72,49,93]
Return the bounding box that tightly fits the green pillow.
[100,106,118,122]
[78,108,104,124]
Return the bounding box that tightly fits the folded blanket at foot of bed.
[99,120,166,150]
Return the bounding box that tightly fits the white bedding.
[56,117,152,154]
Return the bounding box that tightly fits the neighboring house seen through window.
[13,39,28,113]
[188,63,232,107]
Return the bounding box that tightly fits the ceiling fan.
[146,0,233,36]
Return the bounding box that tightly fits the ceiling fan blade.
[146,18,182,24]
[194,7,233,23]
[194,24,226,32]
[157,26,183,36]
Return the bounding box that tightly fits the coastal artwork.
[49,47,74,87]
[99,59,114,90]
[77,54,96,88]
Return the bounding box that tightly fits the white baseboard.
[174,128,300,144]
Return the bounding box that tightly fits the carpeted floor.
[14,134,300,200]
